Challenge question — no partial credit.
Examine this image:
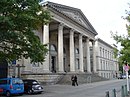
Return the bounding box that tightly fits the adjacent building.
[95,38,119,79]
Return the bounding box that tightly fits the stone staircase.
[21,73,108,85]
[57,73,108,85]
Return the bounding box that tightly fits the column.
[58,23,64,72]
[43,24,50,72]
[70,29,75,72]
[92,40,97,73]
[79,34,84,72]
[86,37,91,73]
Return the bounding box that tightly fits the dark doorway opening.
[0,60,8,78]
[51,56,56,73]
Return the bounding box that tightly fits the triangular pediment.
[43,1,97,35]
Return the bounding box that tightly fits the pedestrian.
[71,75,75,86]
[74,75,78,86]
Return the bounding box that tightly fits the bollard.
[124,85,128,96]
[121,85,125,97]
[106,91,109,97]
[112,89,116,97]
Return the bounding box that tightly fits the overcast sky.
[44,0,129,45]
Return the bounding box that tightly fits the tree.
[0,0,51,63]
[111,4,130,71]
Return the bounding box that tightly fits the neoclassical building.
[7,2,119,81]
[95,38,119,79]
[12,1,98,75]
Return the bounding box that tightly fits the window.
[108,51,109,59]
[100,47,102,57]
[76,48,79,54]
[63,48,66,54]
[105,50,107,58]
[50,44,57,51]
[103,48,104,57]
[100,59,102,69]
[13,79,23,84]
[32,62,40,67]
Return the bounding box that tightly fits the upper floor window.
[105,50,107,58]
[100,47,102,57]
[103,48,104,57]
[32,62,40,67]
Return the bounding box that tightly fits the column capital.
[85,36,90,40]
[44,23,49,26]
[79,34,83,39]
[58,23,64,31]
[59,23,64,27]
[79,33,83,36]
[70,28,75,33]
[92,40,96,45]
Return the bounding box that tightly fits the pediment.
[63,11,88,28]
[43,1,97,35]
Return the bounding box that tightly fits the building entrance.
[51,56,56,73]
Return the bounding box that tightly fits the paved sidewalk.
[43,79,123,97]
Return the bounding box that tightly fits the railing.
[105,85,129,97]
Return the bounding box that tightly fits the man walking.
[74,75,78,86]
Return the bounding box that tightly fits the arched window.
[76,48,79,54]
[50,44,57,51]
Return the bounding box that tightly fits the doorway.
[51,56,56,73]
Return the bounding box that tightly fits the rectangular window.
[32,62,40,67]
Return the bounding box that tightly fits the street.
[2,79,129,97]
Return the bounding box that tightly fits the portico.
[21,1,98,75]
[42,22,97,73]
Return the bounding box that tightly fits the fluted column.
[58,23,64,72]
[92,41,97,73]
[79,34,84,72]
[86,38,91,73]
[43,24,50,72]
[70,29,75,72]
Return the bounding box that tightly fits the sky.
[44,0,129,46]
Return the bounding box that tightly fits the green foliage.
[113,47,118,58]
[0,0,51,63]
[111,4,130,71]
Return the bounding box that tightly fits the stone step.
[57,73,108,85]
[21,73,108,85]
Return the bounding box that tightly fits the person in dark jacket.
[74,75,78,86]
[71,75,75,86]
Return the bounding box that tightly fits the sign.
[123,65,129,72]
[12,60,16,65]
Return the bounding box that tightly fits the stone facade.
[95,38,119,79]
[7,2,119,81]
[14,1,98,75]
